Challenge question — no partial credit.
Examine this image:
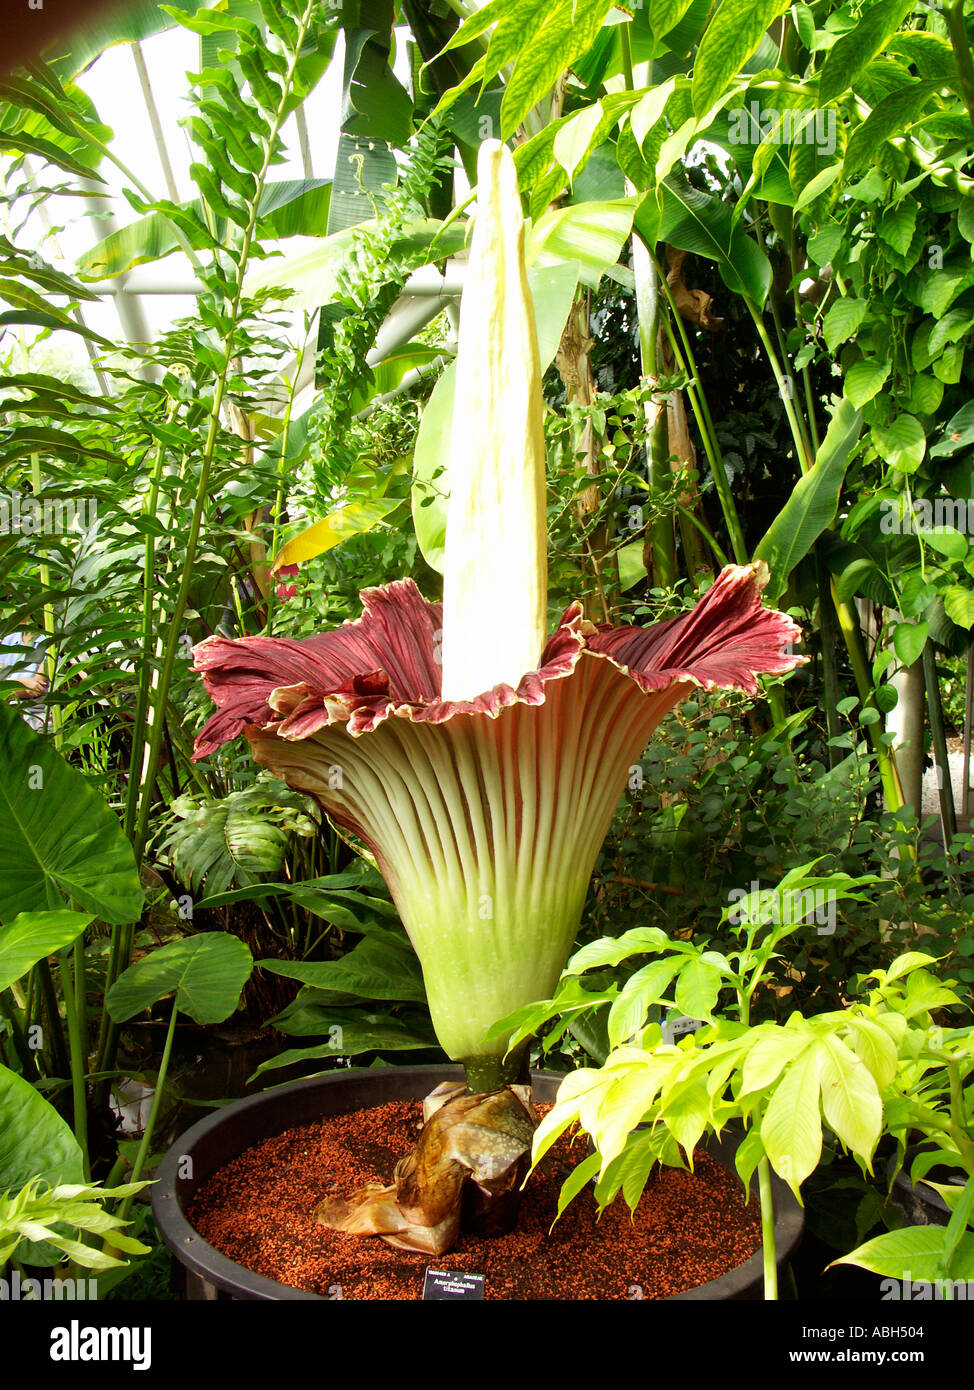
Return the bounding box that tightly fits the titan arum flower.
[192,142,802,1252]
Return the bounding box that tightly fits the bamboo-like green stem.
[35,957,70,1080]
[922,641,958,850]
[814,545,842,766]
[744,294,908,806]
[102,3,318,1078]
[28,454,62,745]
[632,238,676,587]
[676,502,729,567]
[123,420,175,843]
[758,1156,778,1299]
[946,0,974,132]
[0,990,37,1077]
[648,246,748,565]
[97,422,176,1094]
[116,1002,179,1225]
[946,1060,974,1173]
[58,942,89,1179]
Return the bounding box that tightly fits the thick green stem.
[35,957,70,1080]
[814,545,842,767]
[0,990,38,1077]
[946,0,974,132]
[29,454,62,744]
[922,640,958,849]
[462,1047,528,1094]
[757,1156,778,1300]
[58,940,89,1179]
[632,240,676,587]
[116,1002,179,1225]
[127,0,315,870]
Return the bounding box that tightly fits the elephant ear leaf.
[0,703,144,925]
[0,910,92,992]
[107,933,254,1026]
[0,1063,84,1192]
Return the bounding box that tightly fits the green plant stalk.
[922,640,957,847]
[106,0,318,1053]
[653,281,791,728]
[632,240,677,587]
[100,427,179,1091]
[35,957,70,1080]
[946,1060,974,1173]
[675,502,729,567]
[648,247,748,566]
[123,423,176,843]
[267,339,306,633]
[115,1001,178,1226]
[786,221,822,456]
[744,297,907,809]
[57,943,89,1180]
[0,990,38,1077]
[29,454,62,745]
[945,0,974,132]
[757,1155,778,1299]
[814,544,842,765]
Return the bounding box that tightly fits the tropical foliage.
[0,0,973,1300]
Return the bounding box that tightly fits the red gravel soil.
[189,1099,762,1300]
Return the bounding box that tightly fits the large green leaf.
[692,0,791,118]
[0,1064,84,1192]
[835,1225,974,1282]
[273,497,403,569]
[754,399,863,603]
[79,180,333,280]
[527,200,635,290]
[652,178,771,306]
[252,1011,440,1071]
[760,1044,824,1191]
[498,0,618,138]
[873,414,926,474]
[818,0,916,106]
[106,933,253,1025]
[259,932,426,1004]
[845,358,891,407]
[822,297,867,353]
[49,0,214,78]
[340,20,412,147]
[326,133,397,235]
[0,911,92,992]
[843,80,942,179]
[0,704,144,925]
[818,1033,881,1160]
[932,401,974,458]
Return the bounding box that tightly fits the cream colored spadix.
[440,139,548,702]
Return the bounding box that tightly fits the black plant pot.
[152,1064,804,1301]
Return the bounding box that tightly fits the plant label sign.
[662,1013,705,1045]
[422,1269,485,1300]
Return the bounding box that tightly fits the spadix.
[440,140,548,703]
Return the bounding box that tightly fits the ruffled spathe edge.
[192,562,805,758]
